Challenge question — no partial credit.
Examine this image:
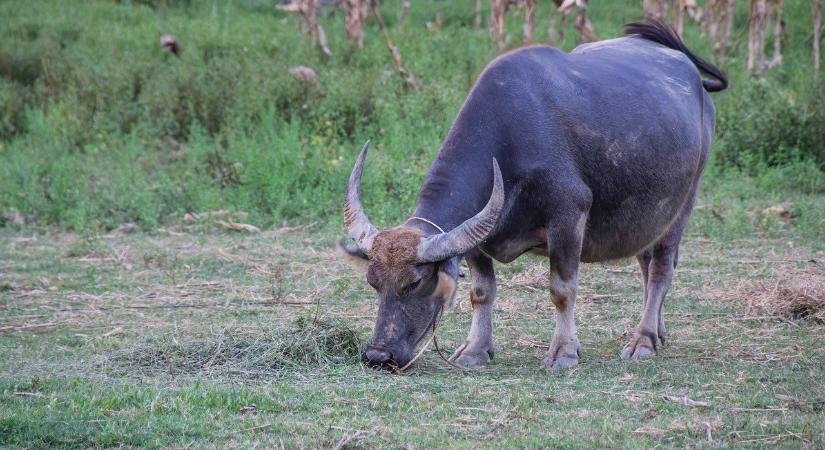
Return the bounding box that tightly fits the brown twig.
[230,422,276,435]
[0,322,55,333]
[331,429,368,450]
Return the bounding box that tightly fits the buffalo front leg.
[543,212,587,369]
[450,251,497,367]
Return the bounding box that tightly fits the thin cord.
[392,304,462,373]
[408,216,444,233]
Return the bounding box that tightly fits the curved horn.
[344,140,378,252]
[417,159,504,262]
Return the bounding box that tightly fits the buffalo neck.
[412,109,500,234]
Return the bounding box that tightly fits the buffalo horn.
[417,159,504,262]
[344,140,378,252]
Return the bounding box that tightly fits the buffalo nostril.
[363,348,393,367]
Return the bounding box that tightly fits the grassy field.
[1,221,824,448]
[2,0,825,448]
[1,0,824,231]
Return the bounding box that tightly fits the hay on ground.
[105,317,362,377]
[723,268,825,323]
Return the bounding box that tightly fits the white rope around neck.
[409,216,444,234]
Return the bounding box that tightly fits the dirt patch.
[104,317,363,377]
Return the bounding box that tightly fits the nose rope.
[391,217,458,373]
[392,303,462,373]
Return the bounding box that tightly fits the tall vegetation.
[0,0,823,232]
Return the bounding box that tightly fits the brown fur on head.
[367,226,425,291]
[338,225,462,370]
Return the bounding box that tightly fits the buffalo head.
[341,141,504,370]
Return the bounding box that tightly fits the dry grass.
[721,266,825,324]
[2,227,824,448]
[105,317,362,378]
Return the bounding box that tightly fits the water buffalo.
[340,20,727,370]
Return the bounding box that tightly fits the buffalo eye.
[399,278,421,296]
[366,269,379,290]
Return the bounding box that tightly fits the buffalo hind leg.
[622,210,692,359]
[635,249,666,344]
[450,251,497,367]
[544,211,587,369]
[623,183,698,359]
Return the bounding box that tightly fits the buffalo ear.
[336,239,369,271]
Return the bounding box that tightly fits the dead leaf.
[3,210,24,226]
[289,66,318,84]
[762,204,796,222]
[215,220,261,233]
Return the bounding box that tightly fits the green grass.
[1,1,825,447]
[1,224,824,448]
[0,0,824,233]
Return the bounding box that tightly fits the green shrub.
[716,77,825,172]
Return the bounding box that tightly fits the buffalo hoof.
[544,354,578,369]
[621,332,658,360]
[449,341,494,367]
[543,338,581,370]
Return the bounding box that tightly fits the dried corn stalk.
[670,0,685,35]
[747,0,783,74]
[341,0,370,48]
[278,0,332,56]
[558,0,596,43]
[643,0,667,22]
[765,0,783,70]
[489,0,594,51]
[370,1,420,90]
[704,0,735,56]
[685,0,702,22]
[747,0,769,73]
[489,0,516,51]
[401,0,411,22]
[814,0,822,71]
[522,0,537,44]
[643,0,700,37]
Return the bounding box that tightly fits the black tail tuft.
[624,19,728,92]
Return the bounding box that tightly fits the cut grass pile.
[105,317,362,377]
[722,267,825,324]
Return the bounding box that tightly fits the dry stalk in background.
[278,0,332,56]
[814,0,822,71]
[341,0,370,48]
[370,1,421,91]
[747,0,783,74]
[704,0,736,56]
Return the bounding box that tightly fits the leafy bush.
[716,77,825,172]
